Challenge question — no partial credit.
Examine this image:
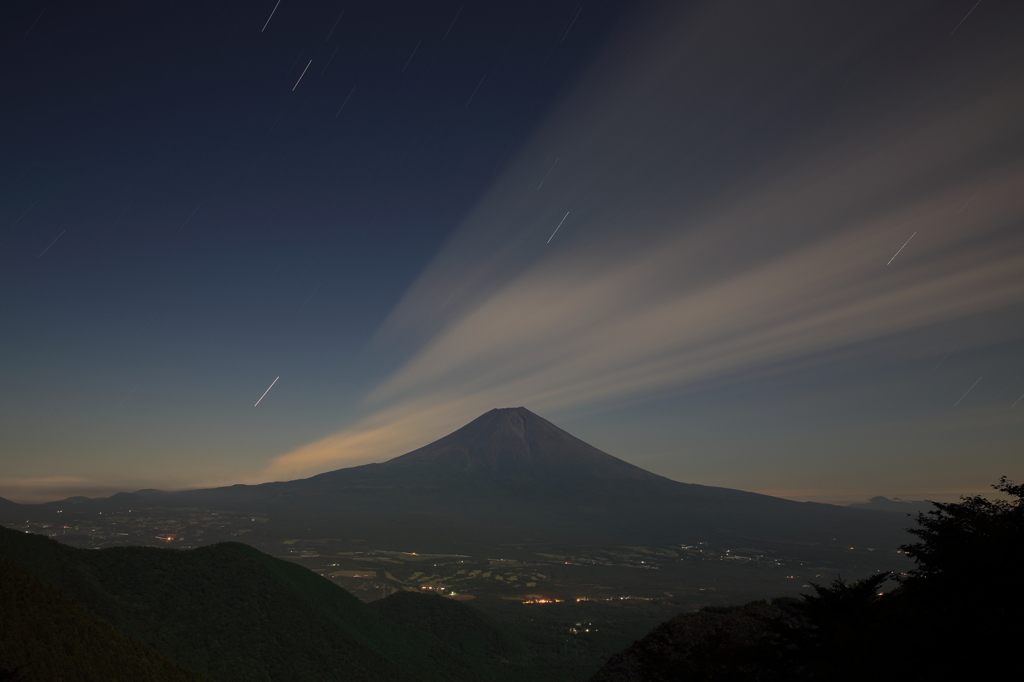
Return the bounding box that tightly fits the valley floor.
[4,507,914,680]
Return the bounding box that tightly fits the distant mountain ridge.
[848,496,935,515]
[3,408,914,555]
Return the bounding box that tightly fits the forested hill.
[0,526,513,682]
[0,557,211,682]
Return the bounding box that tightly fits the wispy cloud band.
[262,0,1024,480]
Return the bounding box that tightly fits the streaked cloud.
[263,0,1024,480]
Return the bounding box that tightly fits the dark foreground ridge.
[0,557,210,682]
[0,526,546,682]
[0,524,704,681]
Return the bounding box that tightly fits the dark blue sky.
[4,0,621,356]
[3,0,1023,503]
[2,0,631,496]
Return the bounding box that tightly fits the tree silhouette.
[785,478,1024,680]
[900,476,1024,589]
[792,573,892,680]
[894,477,1024,674]
[800,572,890,628]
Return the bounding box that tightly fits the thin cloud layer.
[263,0,1024,480]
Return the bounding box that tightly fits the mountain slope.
[5,408,913,555]
[370,407,665,486]
[189,408,910,551]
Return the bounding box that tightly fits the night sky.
[3,0,1023,504]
